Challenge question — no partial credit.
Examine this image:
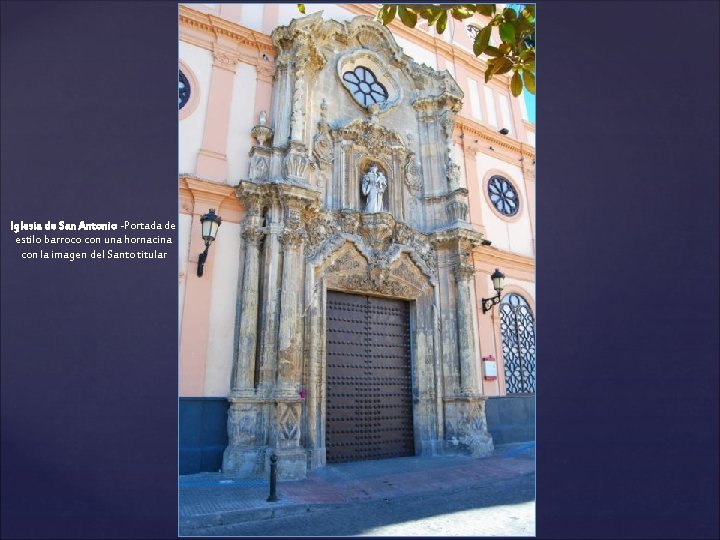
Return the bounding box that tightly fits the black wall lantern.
[197,208,222,277]
[481,268,506,313]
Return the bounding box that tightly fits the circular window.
[342,66,388,107]
[179,70,191,110]
[487,175,520,217]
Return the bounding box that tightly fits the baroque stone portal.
[224,13,493,480]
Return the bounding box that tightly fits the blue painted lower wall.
[179,395,533,473]
[179,397,229,475]
[486,395,535,445]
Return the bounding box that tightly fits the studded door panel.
[325,291,414,463]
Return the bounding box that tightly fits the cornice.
[456,115,535,163]
[179,175,236,200]
[473,245,535,274]
[179,5,275,55]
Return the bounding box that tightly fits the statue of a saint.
[361,163,387,213]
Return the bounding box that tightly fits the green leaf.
[522,5,535,22]
[426,8,445,25]
[397,7,418,28]
[493,57,513,75]
[382,5,397,26]
[510,71,523,97]
[499,22,516,43]
[523,70,536,94]
[436,10,448,34]
[474,4,495,17]
[451,6,474,20]
[484,45,501,57]
[485,59,496,83]
[297,3,305,14]
[473,25,492,56]
[417,8,433,20]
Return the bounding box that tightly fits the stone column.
[455,260,480,396]
[257,207,282,396]
[231,222,264,395]
[272,201,308,480]
[224,191,268,478]
[276,205,305,396]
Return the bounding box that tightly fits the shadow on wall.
[485,395,535,445]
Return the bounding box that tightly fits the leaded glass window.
[487,175,519,217]
[499,293,536,394]
[342,66,388,107]
[179,70,191,110]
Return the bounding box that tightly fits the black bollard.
[267,453,278,502]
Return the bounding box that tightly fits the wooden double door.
[325,291,414,464]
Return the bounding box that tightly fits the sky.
[524,90,536,124]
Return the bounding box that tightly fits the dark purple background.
[1,1,718,539]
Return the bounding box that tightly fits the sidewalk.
[179,441,535,534]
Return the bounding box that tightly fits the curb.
[179,502,329,533]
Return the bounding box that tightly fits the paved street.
[184,465,535,537]
[179,443,535,536]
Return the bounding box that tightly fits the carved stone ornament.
[213,48,240,70]
[322,242,432,299]
[249,155,270,182]
[280,228,304,247]
[447,159,461,191]
[351,120,405,158]
[446,196,469,223]
[242,193,264,218]
[276,402,301,446]
[227,404,259,446]
[251,118,273,147]
[360,212,394,252]
[242,224,265,245]
[340,212,360,235]
[312,122,333,167]
[455,261,475,281]
[404,152,422,194]
[305,211,341,260]
[440,110,456,141]
[283,146,313,183]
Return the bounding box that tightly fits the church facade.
[179,4,536,478]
